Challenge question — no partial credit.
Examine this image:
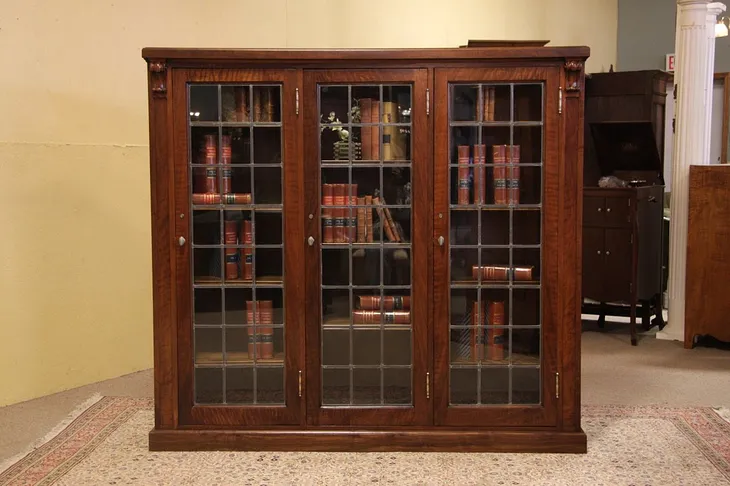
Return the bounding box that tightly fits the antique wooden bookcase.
[142,46,589,452]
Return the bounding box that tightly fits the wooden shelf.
[192,204,283,212]
[452,354,539,366]
[450,205,541,211]
[322,316,411,330]
[194,276,283,287]
[451,279,540,288]
[195,351,285,365]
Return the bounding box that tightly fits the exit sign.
[666,54,675,72]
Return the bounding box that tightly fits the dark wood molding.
[149,60,168,97]
[149,428,587,453]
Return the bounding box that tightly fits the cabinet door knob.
[178,236,186,247]
[438,236,445,246]
[597,207,602,212]
[308,236,315,246]
[596,250,601,255]
[605,250,610,256]
[606,207,611,213]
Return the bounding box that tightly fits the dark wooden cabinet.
[143,46,588,453]
[581,70,668,345]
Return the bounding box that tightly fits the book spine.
[509,145,521,205]
[352,310,410,325]
[382,101,397,161]
[348,184,358,242]
[334,184,346,243]
[457,145,470,205]
[482,86,489,122]
[357,197,367,242]
[241,220,253,280]
[360,99,372,161]
[380,196,401,242]
[220,193,252,204]
[203,134,218,193]
[221,135,232,194]
[235,87,249,122]
[365,195,374,243]
[259,300,274,359]
[254,89,263,122]
[359,295,411,311]
[224,220,238,280]
[192,193,222,205]
[371,101,380,161]
[264,88,274,123]
[372,197,396,242]
[322,184,334,244]
[493,144,508,205]
[472,265,534,281]
[471,301,485,361]
[488,87,496,121]
[474,144,486,204]
[246,301,260,359]
[247,325,256,359]
[487,301,505,361]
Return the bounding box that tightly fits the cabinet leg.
[651,295,665,330]
[596,303,606,329]
[630,301,637,346]
[641,302,651,330]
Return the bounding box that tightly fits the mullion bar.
[347,84,354,406]
[188,83,199,403]
[476,83,483,406]
[508,82,515,405]
[249,84,258,405]
[378,84,386,406]
[216,85,229,404]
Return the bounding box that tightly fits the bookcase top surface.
[142,46,590,63]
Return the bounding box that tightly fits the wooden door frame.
[432,66,562,427]
[302,69,432,427]
[172,68,305,426]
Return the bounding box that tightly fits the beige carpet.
[1,397,730,485]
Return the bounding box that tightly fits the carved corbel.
[564,60,584,93]
[149,61,167,97]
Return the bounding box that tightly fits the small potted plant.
[320,108,362,161]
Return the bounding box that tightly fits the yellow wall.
[0,0,617,406]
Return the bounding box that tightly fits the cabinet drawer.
[603,197,631,227]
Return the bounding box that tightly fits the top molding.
[142,46,590,63]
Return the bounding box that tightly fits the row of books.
[193,134,252,204]
[482,86,497,122]
[246,300,275,359]
[358,100,408,161]
[352,295,411,325]
[457,301,506,362]
[457,144,521,205]
[321,184,403,243]
[224,220,254,280]
[471,265,534,282]
[233,87,277,122]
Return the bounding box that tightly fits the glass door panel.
[176,69,301,426]
[434,68,558,427]
[305,70,428,426]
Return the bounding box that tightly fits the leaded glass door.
[433,67,560,427]
[174,69,303,426]
[304,70,430,426]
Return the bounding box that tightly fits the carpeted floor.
[1,397,730,485]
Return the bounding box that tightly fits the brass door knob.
[178,236,186,247]
[308,236,315,246]
[438,236,445,246]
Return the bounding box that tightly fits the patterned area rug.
[1,397,729,485]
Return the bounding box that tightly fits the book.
[371,101,380,161]
[364,195,374,243]
[492,145,508,205]
[359,295,411,311]
[259,300,274,359]
[352,310,410,325]
[473,144,486,204]
[263,88,274,122]
[234,87,249,122]
[382,101,406,161]
[457,145,470,205]
[357,197,367,242]
[246,301,260,359]
[224,220,238,280]
[359,99,372,161]
[486,301,505,361]
[192,193,252,205]
[348,184,358,242]
[203,134,218,193]
[471,265,534,281]
[482,86,490,121]
[241,220,253,280]
[372,196,397,242]
[221,135,232,194]
[253,89,263,122]
[334,184,347,243]
[471,301,486,361]
[322,184,334,244]
[488,86,496,121]
[508,144,521,204]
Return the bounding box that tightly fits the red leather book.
[235,88,249,122]
[492,145,508,205]
[322,184,334,243]
[253,89,263,122]
[371,101,380,161]
[348,184,358,242]
[359,295,411,311]
[352,310,410,325]
[221,135,232,194]
[241,220,253,280]
[263,88,274,122]
[472,265,534,281]
[221,193,252,204]
[473,144,486,204]
[360,99,372,161]
[380,196,401,242]
[356,197,367,242]
[247,326,256,359]
[246,300,260,359]
[487,301,505,361]
[364,195,374,243]
[192,193,221,205]
[457,145,470,205]
[471,301,485,361]
[203,134,218,193]
[224,220,238,280]
[509,144,521,205]
[259,300,274,359]
[334,184,347,243]
[372,197,395,242]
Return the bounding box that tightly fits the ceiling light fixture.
[716,17,729,38]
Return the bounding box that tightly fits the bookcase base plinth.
[149,427,587,453]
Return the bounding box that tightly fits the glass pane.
[188,82,285,407]
[319,83,414,408]
[448,81,544,409]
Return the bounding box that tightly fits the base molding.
[149,428,587,453]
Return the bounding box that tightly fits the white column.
[658,0,726,342]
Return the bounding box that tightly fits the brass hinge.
[295,88,300,116]
[426,89,430,116]
[558,87,563,114]
[426,372,430,399]
[555,372,560,399]
[298,370,302,397]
